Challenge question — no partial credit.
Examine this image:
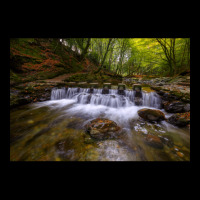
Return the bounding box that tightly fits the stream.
[10,87,190,161]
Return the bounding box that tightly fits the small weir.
[51,87,162,109]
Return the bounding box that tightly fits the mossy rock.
[138,108,166,122]
[118,84,126,90]
[169,91,183,98]
[133,84,142,91]
[103,83,111,89]
[84,118,121,140]
[150,86,162,91]
[167,113,190,127]
[145,134,164,149]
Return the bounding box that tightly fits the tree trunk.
[80,38,91,61]
[95,38,113,74]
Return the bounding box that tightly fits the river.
[10,87,190,161]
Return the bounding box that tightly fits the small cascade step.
[50,87,162,109]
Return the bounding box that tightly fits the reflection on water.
[10,91,190,161]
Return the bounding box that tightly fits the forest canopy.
[61,38,190,77]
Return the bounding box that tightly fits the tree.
[95,38,113,73]
[80,38,91,61]
[156,38,177,76]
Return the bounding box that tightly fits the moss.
[103,83,111,89]
[150,86,162,91]
[118,84,126,90]
[169,91,183,98]
[142,87,155,93]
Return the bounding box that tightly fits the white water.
[50,87,161,109]
[16,87,189,161]
[43,87,162,127]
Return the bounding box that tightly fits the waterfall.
[142,92,162,109]
[50,87,161,108]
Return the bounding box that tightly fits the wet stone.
[167,113,190,127]
[138,108,166,122]
[84,118,121,140]
[159,135,174,148]
[145,134,164,149]
[103,83,111,89]
[133,84,142,91]
[164,101,187,113]
[118,84,126,90]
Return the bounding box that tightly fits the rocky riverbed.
[10,73,190,161]
[123,74,190,129]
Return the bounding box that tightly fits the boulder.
[137,108,166,122]
[164,101,187,113]
[84,118,121,140]
[167,112,190,127]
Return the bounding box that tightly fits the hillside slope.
[10,38,122,108]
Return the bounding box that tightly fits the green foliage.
[86,52,99,65]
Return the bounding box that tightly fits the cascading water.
[50,87,162,109]
[10,86,190,161]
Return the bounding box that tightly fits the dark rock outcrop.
[164,101,189,113]
[167,112,190,127]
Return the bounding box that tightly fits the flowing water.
[10,87,190,161]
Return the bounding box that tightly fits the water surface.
[10,87,190,161]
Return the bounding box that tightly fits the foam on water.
[50,87,161,109]
[48,87,163,126]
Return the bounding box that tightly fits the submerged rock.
[159,135,174,148]
[137,108,166,122]
[145,134,164,149]
[84,118,121,140]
